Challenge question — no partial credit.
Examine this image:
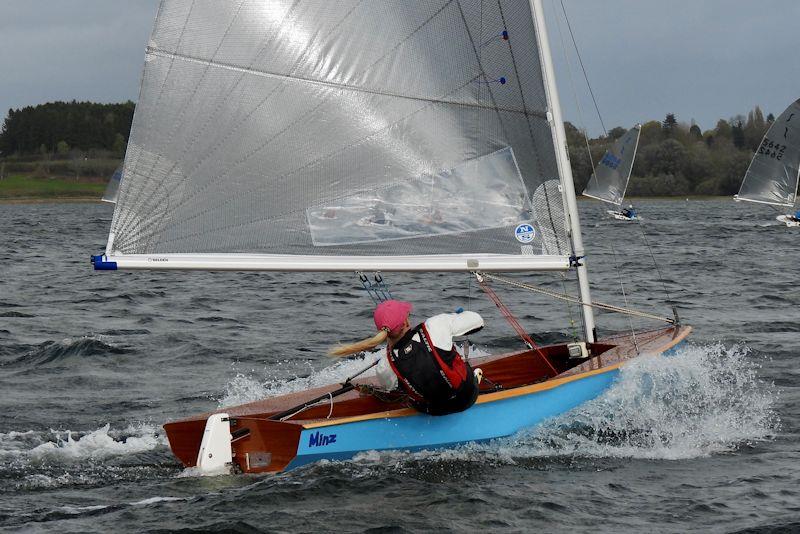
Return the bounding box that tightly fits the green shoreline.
[0,197,104,204]
[0,171,732,204]
[0,174,107,203]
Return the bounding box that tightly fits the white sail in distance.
[582,125,641,206]
[104,0,576,271]
[101,165,123,204]
[736,98,800,207]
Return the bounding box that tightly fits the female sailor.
[330,300,484,415]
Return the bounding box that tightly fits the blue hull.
[287,365,616,470]
[286,341,685,470]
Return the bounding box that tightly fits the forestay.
[105,0,573,271]
[736,98,800,207]
[582,125,640,206]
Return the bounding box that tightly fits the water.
[0,200,798,533]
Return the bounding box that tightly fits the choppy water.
[0,200,798,533]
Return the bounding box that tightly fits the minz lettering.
[148,257,169,262]
[308,431,337,448]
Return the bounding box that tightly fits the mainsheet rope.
[476,272,676,325]
[475,273,559,376]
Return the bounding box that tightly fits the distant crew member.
[621,204,636,219]
[793,209,800,222]
[330,300,483,416]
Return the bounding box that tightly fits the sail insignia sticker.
[514,224,536,243]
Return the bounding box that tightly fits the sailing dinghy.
[92,0,690,474]
[735,98,800,228]
[101,165,122,204]
[582,125,641,221]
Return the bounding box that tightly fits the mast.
[529,0,596,342]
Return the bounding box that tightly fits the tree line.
[0,100,134,159]
[0,100,773,196]
[566,107,773,197]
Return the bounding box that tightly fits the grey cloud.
[1,0,798,135]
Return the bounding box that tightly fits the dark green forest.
[0,101,134,159]
[0,100,773,196]
[567,108,772,197]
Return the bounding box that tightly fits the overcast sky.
[1,1,798,135]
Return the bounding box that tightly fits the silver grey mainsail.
[107,0,569,263]
[736,98,800,207]
[582,124,640,206]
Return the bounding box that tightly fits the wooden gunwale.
[301,325,691,429]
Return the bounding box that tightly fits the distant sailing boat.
[101,165,122,204]
[92,0,689,474]
[735,98,800,228]
[582,125,641,221]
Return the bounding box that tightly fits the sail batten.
[107,0,569,266]
[146,46,551,120]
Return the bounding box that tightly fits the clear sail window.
[307,147,532,246]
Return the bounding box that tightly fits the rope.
[609,242,639,353]
[634,219,674,305]
[475,273,559,376]
[477,272,675,325]
[326,392,334,419]
[552,0,597,174]
[559,272,579,341]
[559,0,607,136]
[355,383,411,405]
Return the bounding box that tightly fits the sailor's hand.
[473,367,483,384]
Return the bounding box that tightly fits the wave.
[53,496,188,516]
[99,328,151,336]
[218,352,382,407]
[741,320,800,334]
[496,343,779,461]
[0,423,172,495]
[342,343,778,469]
[11,495,193,525]
[0,311,35,318]
[7,336,130,366]
[0,423,166,464]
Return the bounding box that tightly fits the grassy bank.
[0,174,106,201]
[0,172,731,203]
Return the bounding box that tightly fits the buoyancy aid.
[387,322,478,414]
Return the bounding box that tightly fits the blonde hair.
[329,328,389,357]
